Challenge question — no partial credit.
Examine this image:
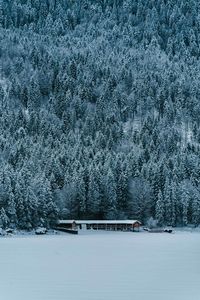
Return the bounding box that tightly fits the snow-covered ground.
[0,231,199,300]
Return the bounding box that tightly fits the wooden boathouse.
[56,220,141,233]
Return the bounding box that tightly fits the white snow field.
[0,231,199,300]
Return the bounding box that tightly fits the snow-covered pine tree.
[0,208,9,229]
[156,190,165,226]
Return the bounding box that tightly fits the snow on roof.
[57,220,76,224]
[57,220,141,225]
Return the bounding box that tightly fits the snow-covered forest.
[1,0,200,229]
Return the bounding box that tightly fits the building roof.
[57,220,141,225]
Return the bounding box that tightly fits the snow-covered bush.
[35,227,47,235]
[146,217,158,229]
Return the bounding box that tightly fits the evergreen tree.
[7,192,17,227]
[191,189,200,226]
[156,190,165,226]
[87,167,101,217]
[104,169,117,219]
[0,208,9,229]
[181,183,190,226]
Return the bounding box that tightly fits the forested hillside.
[1,0,200,229]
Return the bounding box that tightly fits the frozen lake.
[0,231,199,300]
